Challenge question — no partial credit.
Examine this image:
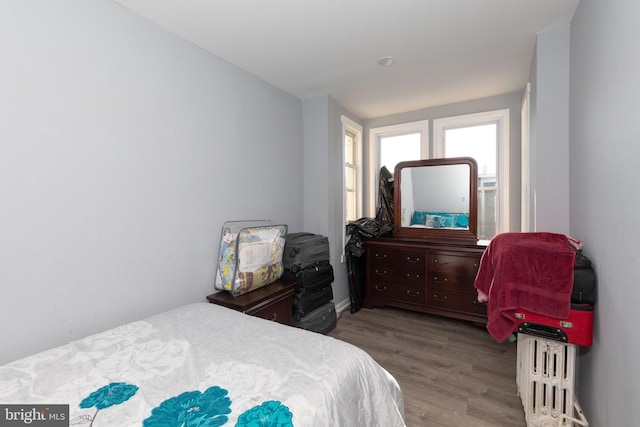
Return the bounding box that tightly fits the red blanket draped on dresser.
[474,232,575,342]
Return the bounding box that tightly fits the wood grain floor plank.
[328,307,527,427]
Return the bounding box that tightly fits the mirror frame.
[393,157,478,243]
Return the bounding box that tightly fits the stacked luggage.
[282,232,336,334]
[514,248,597,347]
[514,246,596,427]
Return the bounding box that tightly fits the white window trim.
[367,120,429,216]
[521,83,533,232]
[342,115,363,263]
[433,109,510,234]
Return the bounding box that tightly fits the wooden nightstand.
[206,280,296,326]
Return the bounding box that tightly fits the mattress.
[0,303,405,427]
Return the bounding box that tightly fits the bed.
[0,303,405,426]
[409,211,469,229]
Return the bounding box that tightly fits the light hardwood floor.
[328,307,527,427]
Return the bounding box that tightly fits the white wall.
[0,0,303,364]
[569,1,640,425]
[301,96,361,310]
[528,25,571,235]
[302,97,331,236]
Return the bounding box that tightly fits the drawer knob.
[406,273,420,280]
[375,253,387,259]
[375,285,387,291]
[434,259,448,265]
[433,276,448,284]
[406,290,421,297]
[433,294,448,301]
[374,269,388,276]
[406,256,420,263]
[270,312,278,321]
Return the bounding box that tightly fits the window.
[344,129,358,223]
[342,116,363,261]
[379,133,421,174]
[367,120,429,216]
[433,110,510,240]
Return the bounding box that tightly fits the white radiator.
[516,334,589,427]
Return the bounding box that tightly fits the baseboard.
[334,298,351,318]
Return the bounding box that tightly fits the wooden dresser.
[207,280,296,326]
[364,237,487,324]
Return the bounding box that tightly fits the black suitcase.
[282,262,334,289]
[346,253,366,314]
[572,267,596,304]
[283,232,330,272]
[293,302,337,334]
[293,284,334,318]
[572,251,596,305]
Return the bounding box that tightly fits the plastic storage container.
[215,220,287,297]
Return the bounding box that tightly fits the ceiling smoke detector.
[378,56,395,67]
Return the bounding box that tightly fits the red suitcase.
[514,304,594,347]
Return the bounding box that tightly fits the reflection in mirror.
[393,157,478,243]
[400,164,470,229]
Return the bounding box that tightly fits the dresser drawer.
[247,297,293,325]
[369,246,425,268]
[427,253,480,292]
[370,265,424,285]
[426,289,487,315]
[369,281,426,305]
[207,280,295,326]
[429,253,480,274]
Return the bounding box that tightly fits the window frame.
[367,120,429,216]
[521,83,532,232]
[432,109,510,236]
[342,115,363,262]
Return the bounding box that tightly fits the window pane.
[444,124,496,175]
[345,191,356,222]
[380,133,420,173]
[444,124,497,240]
[478,180,497,240]
[345,132,355,164]
[345,166,356,191]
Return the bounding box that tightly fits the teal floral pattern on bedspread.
[72,382,292,427]
[143,386,231,427]
[236,400,293,427]
[142,391,292,427]
[73,382,139,426]
[80,382,139,410]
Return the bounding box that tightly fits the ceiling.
[111,0,580,119]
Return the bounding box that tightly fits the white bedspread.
[0,303,405,426]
